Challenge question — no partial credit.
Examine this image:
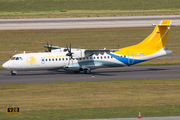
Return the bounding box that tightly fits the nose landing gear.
[11,71,17,76]
[74,68,91,74]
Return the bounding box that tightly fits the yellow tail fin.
[134,20,171,50]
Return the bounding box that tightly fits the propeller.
[66,44,74,65]
[66,44,73,59]
[46,42,52,52]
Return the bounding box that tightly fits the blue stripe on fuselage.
[109,53,146,66]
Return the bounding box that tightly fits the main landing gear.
[74,68,91,74]
[84,69,91,74]
[11,71,17,76]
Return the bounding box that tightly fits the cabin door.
[127,51,134,65]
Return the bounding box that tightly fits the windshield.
[11,57,16,60]
[10,57,23,60]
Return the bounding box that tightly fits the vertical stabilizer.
[135,20,171,50]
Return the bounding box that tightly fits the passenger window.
[56,58,57,61]
[49,59,51,61]
[52,59,54,61]
[108,56,109,59]
[16,57,19,60]
[59,58,61,61]
[66,58,68,60]
[101,57,103,59]
[94,57,95,59]
[46,59,48,61]
[97,57,99,59]
[104,56,106,59]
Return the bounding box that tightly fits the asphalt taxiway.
[0,65,180,84]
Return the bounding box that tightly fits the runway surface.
[0,65,180,84]
[0,15,180,30]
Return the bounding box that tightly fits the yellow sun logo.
[26,56,37,66]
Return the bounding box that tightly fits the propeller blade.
[71,58,73,65]
[70,44,71,53]
[68,57,70,66]
[50,44,52,52]
[66,45,70,52]
[66,44,74,64]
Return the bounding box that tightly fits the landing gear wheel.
[84,69,91,74]
[12,73,16,76]
[11,71,17,76]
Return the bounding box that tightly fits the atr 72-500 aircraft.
[2,20,173,75]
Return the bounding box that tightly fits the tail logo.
[26,56,37,66]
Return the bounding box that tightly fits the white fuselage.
[2,48,172,74]
[2,52,125,72]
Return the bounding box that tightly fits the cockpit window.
[11,57,23,60]
[11,57,16,60]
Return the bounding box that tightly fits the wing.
[44,45,61,49]
[44,45,117,58]
[85,49,116,56]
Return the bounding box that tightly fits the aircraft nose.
[2,62,9,69]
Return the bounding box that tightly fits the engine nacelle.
[72,50,86,58]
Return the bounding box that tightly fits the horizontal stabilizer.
[152,20,175,27]
[152,24,176,27]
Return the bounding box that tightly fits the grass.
[1,106,180,119]
[0,0,180,18]
[0,79,180,119]
[0,64,4,70]
[0,27,180,61]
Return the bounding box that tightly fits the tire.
[12,73,16,76]
[84,69,91,74]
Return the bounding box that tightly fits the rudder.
[136,20,171,50]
